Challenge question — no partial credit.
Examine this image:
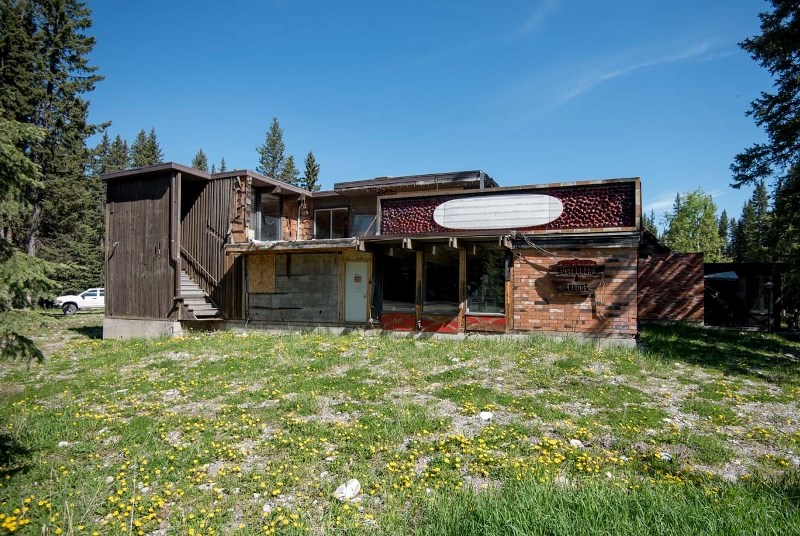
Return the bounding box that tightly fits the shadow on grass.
[0,431,31,478]
[68,325,103,340]
[640,323,800,382]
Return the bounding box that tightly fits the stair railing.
[180,246,219,287]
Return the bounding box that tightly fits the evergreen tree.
[662,189,725,262]
[130,127,163,168]
[256,117,285,180]
[106,134,129,172]
[147,127,163,163]
[130,129,148,167]
[91,130,111,176]
[727,216,739,259]
[280,155,299,186]
[191,148,208,172]
[301,151,321,191]
[219,157,227,172]
[210,163,216,174]
[0,0,104,293]
[718,209,729,259]
[642,210,658,237]
[0,1,38,124]
[732,0,800,318]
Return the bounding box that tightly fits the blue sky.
[86,0,772,225]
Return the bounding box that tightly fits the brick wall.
[513,247,638,336]
[638,253,704,323]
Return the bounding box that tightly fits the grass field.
[1,311,799,534]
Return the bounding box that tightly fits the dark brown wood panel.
[105,173,174,319]
[180,177,244,320]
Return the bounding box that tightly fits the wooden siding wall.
[248,253,339,322]
[105,174,174,319]
[180,177,244,320]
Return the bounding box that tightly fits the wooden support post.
[415,250,423,327]
[338,252,345,323]
[458,248,466,332]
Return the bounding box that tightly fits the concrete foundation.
[103,317,183,340]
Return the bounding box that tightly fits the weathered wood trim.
[338,252,345,323]
[458,248,466,333]
[415,250,423,326]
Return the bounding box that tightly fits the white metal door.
[345,262,368,322]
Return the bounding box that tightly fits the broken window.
[352,214,377,236]
[382,247,416,312]
[256,193,281,241]
[315,208,348,239]
[466,244,506,314]
[423,245,459,315]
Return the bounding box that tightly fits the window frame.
[314,207,349,239]
[255,192,282,242]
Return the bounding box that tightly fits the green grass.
[416,475,800,535]
[1,311,799,534]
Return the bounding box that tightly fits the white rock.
[57,441,69,448]
[262,503,273,514]
[333,479,361,501]
[569,439,584,448]
[105,476,114,484]
[479,411,493,422]
[657,452,672,461]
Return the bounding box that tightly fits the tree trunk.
[26,202,41,256]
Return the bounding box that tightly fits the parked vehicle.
[55,288,105,315]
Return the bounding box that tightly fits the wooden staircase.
[180,270,222,319]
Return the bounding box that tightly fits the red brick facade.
[638,253,704,323]
[512,247,638,336]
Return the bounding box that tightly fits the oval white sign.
[432,194,564,230]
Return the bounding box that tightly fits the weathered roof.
[100,162,210,182]
[100,163,312,196]
[332,170,497,192]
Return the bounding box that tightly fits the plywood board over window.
[248,255,275,293]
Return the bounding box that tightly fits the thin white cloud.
[517,0,561,36]
[645,193,678,213]
[548,42,717,111]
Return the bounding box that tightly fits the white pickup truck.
[55,288,105,315]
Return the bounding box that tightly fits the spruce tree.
[130,127,163,167]
[642,210,658,237]
[280,155,299,186]
[130,129,149,168]
[301,151,321,191]
[732,0,800,317]
[718,209,729,259]
[219,157,227,172]
[0,0,104,292]
[256,117,285,180]
[106,134,129,172]
[191,148,209,172]
[147,127,163,163]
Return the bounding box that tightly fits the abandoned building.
[101,163,641,342]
